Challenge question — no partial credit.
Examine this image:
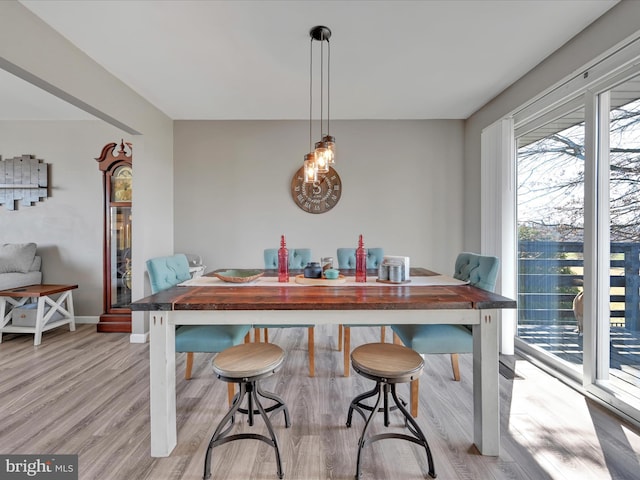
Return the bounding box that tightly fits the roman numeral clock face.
[291,166,342,213]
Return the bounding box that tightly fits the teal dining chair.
[254,248,315,377]
[336,247,385,270]
[263,248,312,270]
[392,252,500,416]
[146,254,252,403]
[336,247,385,376]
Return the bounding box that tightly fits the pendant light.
[303,25,335,182]
[316,25,335,167]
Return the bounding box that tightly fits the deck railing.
[518,241,640,331]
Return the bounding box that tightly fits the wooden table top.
[131,268,516,312]
[0,284,78,297]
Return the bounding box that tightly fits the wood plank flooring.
[1,324,640,480]
[518,324,640,406]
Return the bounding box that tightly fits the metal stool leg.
[346,381,436,479]
[346,382,380,427]
[256,384,291,427]
[203,380,290,480]
[390,384,436,478]
[383,384,391,427]
[347,382,407,428]
[252,386,285,479]
[353,382,384,479]
[203,382,248,479]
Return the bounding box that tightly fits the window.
[501,38,640,423]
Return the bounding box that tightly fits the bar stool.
[346,343,436,479]
[203,343,291,480]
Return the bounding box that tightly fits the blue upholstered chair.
[263,248,312,270]
[254,248,315,377]
[336,247,385,269]
[146,254,252,403]
[392,252,499,416]
[337,247,386,376]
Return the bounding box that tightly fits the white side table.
[0,284,77,346]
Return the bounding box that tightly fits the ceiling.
[3,0,619,121]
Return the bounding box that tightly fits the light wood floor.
[518,324,640,407]
[1,324,640,480]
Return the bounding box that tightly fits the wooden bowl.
[213,269,264,283]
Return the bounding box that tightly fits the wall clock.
[290,166,342,214]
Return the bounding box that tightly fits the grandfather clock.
[95,140,132,332]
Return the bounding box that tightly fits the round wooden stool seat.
[213,342,285,381]
[351,342,423,383]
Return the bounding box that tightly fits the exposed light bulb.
[303,153,317,183]
[314,141,330,173]
[322,135,335,165]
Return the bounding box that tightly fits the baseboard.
[129,332,149,344]
[74,316,98,324]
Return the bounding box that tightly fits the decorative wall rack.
[0,154,50,211]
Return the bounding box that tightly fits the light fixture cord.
[327,39,330,136]
[320,36,324,138]
[309,36,313,151]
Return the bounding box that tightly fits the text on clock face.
[291,166,341,213]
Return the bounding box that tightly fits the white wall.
[0,2,174,336]
[464,0,640,252]
[5,0,637,334]
[0,121,127,317]
[174,119,464,274]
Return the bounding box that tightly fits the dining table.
[131,267,517,458]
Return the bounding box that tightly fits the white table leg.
[0,297,6,343]
[0,296,29,344]
[149,312,177,457]
[66,291,76,331]
[473,309,500,455]
[34,297,46,346]
[46,290,76,332]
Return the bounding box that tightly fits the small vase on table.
[278,235,289,283]
[355,234,366,283]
